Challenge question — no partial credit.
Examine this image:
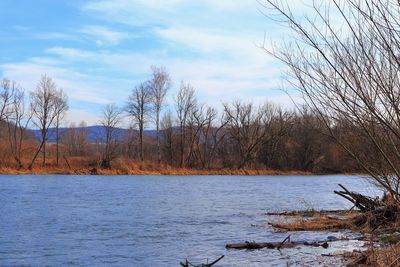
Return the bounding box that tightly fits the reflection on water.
[0,175,380,266]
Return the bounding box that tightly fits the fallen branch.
[333,184,400,229]
[225,240,329,250]
[334,184,382,212]
[180,255,224,267]
[265,209,347,216]
[277,234,291,250]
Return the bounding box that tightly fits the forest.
[0,68,362,174]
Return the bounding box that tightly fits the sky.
[0,0,304,126]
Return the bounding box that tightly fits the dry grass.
[345,245,400,267]
[266,209,349,216]
[0,164,312,176]
[268,209,361,231]
[0,153,313,176]
[269,215,355,231]
[368,245,400,266]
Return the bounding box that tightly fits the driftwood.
[334,184,382,212]
[277,234,291,250]
[180,255,224,267]
[226,240,329,250]
[265,210,346,216]
[352,205,399,228]
[334,184,400,228]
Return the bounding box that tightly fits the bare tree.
[64,122,78,156]
[161,110,174,165]
[54,89,68,166]
[264,0,400,199]
[0,79,16,138]
[185,104,222,168]
[63,121,89,157]
[126,82,152,162]
[189,105,224,169]
[197,108,228,169]
[223,101,278,169]
[76,121,89,156]
[258,108,292,169]
[149,66,171,164]
[29,75,62,168]
[6,88,32,169]
[100,103,122,169]
[175,81,197,168]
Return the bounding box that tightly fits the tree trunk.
[56,118,59,166]
[139,123,144,162]
[156,111,161,165]
[29,139,46,169]
[42,132,46,166]
[180,124,185,168]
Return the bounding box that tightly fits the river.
[0,175,381,266]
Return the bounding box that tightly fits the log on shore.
[225,240,329,250]
[265,209,348,216]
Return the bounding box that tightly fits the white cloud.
[1,61,112,105]
[33,26,131,46]
[33,32,77,41]
[45,47,95,59]
[154,27,267,60]
[44,47,155,76]
[79,25,131,46]
[5,42,289,112]
[83,0,185,14]
[65,108,100,126]
[81,0,264,32]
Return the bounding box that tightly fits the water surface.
[0,175,380,266]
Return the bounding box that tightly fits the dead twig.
[180,255,224,267]
[277,234,291,250]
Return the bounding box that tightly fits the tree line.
[0,67,362,173]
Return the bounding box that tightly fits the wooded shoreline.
[0,166,313,176]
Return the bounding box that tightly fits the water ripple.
[0,174,379,266]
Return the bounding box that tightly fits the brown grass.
[345,245,400,267]
[269,214,355,231]
[367,245,400,266]
[0,164,312,176]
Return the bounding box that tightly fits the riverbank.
[0,166,312,176]
[266,204,400,266]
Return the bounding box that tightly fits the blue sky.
[0,0,304,126]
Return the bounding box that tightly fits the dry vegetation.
[363,246,400,266]
[268,209,400,266]
[269,213,355,232]
[343,245,400,267]
[0,159,311,176]
[268,194,400,266]
[0,70,364,175]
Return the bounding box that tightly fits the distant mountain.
[30,125,160,143]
